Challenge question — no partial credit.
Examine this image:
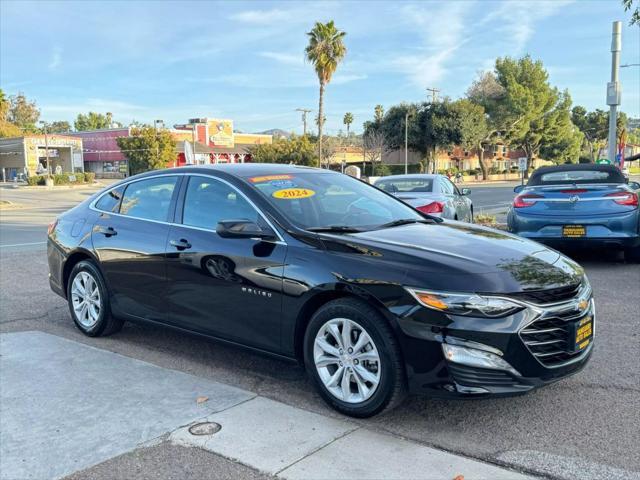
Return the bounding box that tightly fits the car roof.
[375,174,439,182]
[134,163,334,180]
[531,163,621,175]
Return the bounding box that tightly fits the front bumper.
[394,284,595,398]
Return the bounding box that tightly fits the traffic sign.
[596,159,611,165]
[518,157,527,172]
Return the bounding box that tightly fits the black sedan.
[48,164,594,417]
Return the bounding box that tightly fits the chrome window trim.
[89,171,286,244]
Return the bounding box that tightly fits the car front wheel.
[304,298,407,417]
[67,260,123,337]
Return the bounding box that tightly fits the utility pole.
[38,121,52,183]
[295,108,312,136]
[404,112,410,175]
[607,21,622,166]
[426,87,440,103]
[154,119,164,166]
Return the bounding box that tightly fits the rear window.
[375,178,433,193]
[529,168,625,185]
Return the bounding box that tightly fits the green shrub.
[84,172,96,183]
[27,175,43,186]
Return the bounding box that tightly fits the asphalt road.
[1,182,639,480]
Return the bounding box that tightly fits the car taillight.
[513,194,543,208]
[560,189,588,194]
[606,192,639,206]
[47,219,58,235]
[417,201,444,214]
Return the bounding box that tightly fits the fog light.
[442,343,521,376]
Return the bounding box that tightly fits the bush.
[84,172,95,183]
[27,175,44,186]
[26,172,92,186]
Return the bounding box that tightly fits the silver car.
[374,174,474,222]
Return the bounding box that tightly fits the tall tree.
[7,93,40,133]
[116,126,175,175]
[305,20,347,167]
[570,107,627,162]
[74,111,113,131]
[453,99,490,178]
[0,89,22,137]
[48,121,72,133]
[343,112,354,137]
[540,93,584,164]
[494,55,564,177]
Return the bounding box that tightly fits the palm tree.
[305,21,347,167]
[343,112,354,137]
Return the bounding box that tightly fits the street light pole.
[607,21,622,166]
[404,112,409,175]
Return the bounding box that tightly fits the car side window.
[182,176,259,230]
[119,176,178,222]
[95,186,124,213]
[440,178,454,195]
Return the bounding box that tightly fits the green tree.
[570,106,627,161]
[540,94,584,164]
[380,101,463,173]
[494,55,569,177]
[623,0,640,25]
[250,135,318,166]
[305,20,347,167]
[0,89,22,137]
[7,93,40,133]
[74,111,113,131]
[343,112,354,137]
[116,126,175,175]
[452,99,490,179]
[374,105,384,123]
[48,120,72,133]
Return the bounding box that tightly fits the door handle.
[96,226,117,237]
[169,238,192,250]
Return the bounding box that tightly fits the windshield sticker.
[270,179,296,188]
[249,174,293,183]
[272,188,316,199]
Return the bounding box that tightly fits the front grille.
[509,282,582,305]
[520,307,592,367]
[448,364,518,388]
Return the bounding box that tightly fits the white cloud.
[479,0,574,54]
[391,2,470,89]
[48,47,62,70]
[259,51,304,67]
[229,8,292,25]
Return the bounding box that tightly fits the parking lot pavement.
[1,183,639,480]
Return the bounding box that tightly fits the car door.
[164,174,287,352]
[442,177,470,221]
[91,175,180,322]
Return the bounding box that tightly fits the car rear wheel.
[67,260,123,337]
[304,298,407,417]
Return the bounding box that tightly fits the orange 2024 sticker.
[272,188,316,199]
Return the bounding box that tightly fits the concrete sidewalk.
[1,331,536,480]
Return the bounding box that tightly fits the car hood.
[320,221,584,293]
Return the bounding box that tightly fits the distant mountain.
[257,129,291,138]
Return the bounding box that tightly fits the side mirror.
[628,181,640,190]
[216,219,275,240]
[513,185,525,194]
[460,188,471,196]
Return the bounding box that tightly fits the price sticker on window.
[272,188,316,199]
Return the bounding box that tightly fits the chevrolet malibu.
[48,164,594,417]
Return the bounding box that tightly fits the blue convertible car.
[507,164,640,262]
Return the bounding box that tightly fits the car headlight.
[406,288,524,318]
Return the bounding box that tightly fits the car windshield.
[245,172,424,230]
[375,178,434,193]
[530,168,625,185]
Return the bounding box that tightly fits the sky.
[1,0,639,135]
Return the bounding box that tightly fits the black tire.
[303,298,407,418]
[470,207,474,223]
[66,260,123,337]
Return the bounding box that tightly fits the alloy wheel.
[313,317,381,403]
[71,271,101,328]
